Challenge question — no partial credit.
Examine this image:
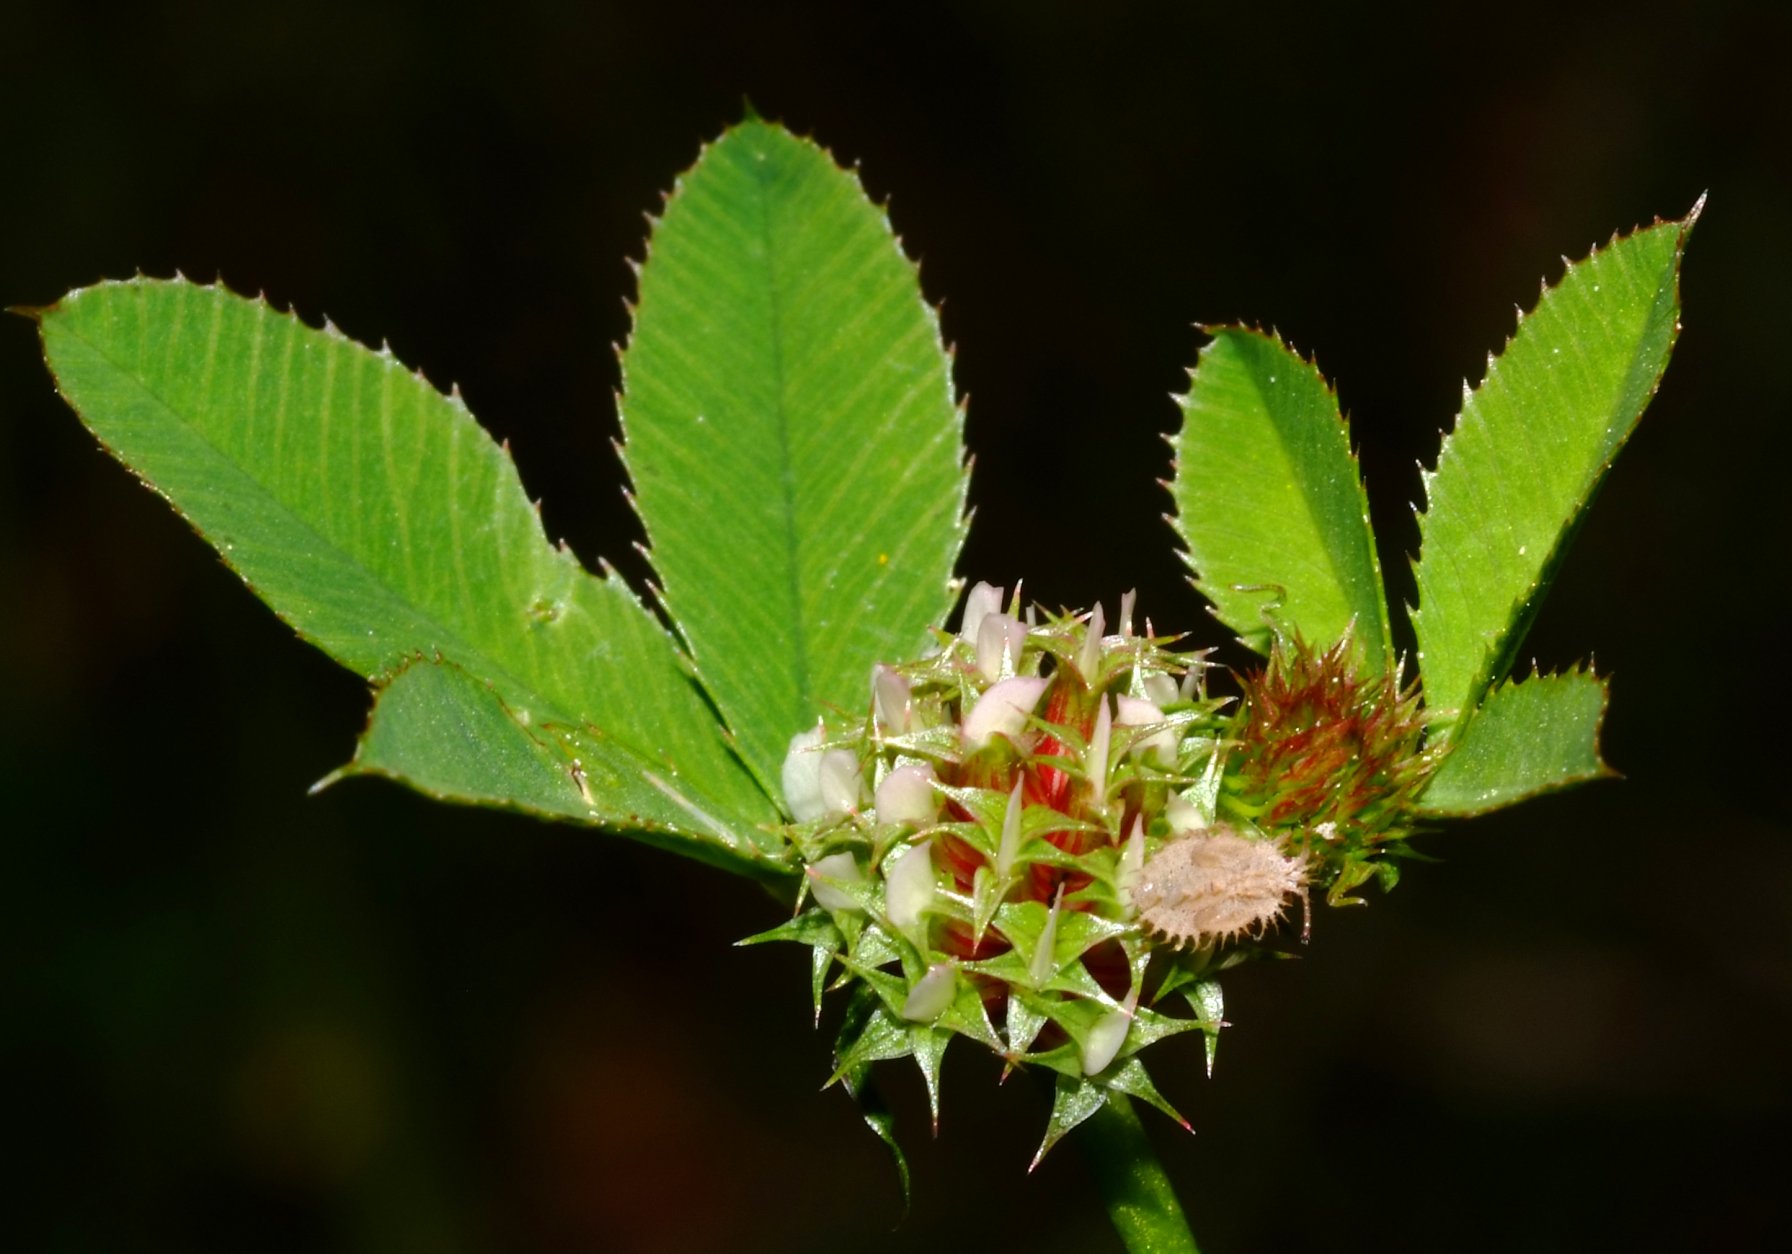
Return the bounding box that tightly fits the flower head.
[755,597,1436,1165]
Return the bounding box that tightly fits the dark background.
[3,2,1788,1251]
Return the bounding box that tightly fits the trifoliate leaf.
[1412,206,1698,734]
[621,120,968,797]
[35,278,775,856]
[1415,667,1613,815]
[1171,327,1391,668]
[345,657,780,876]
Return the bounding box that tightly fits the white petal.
[1079,602,1106,679]
[872,664,912,732]
[1115,695,1178,765]
[1119,815,1146,908]
[1179,666,1204,702]
[962,676,1048,750]
[958,581,1004,645]
[975,611,1027,682]
[1082,1008,1131,1075]
[1114,695,1164,725]
[780,724,828,821]
[808,851,865,911]
[900,962,957,1022]
[884,839,935,933]
[1165,789,1205,834]
[875,764,939,827]
[1142,670,1178,707]
[816,749,865,817]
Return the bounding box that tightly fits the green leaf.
[620,120,968,798]
[343,659,783,877]
[1415,668,1613,816]
[36,278,776,856]
[343,657,596,816]
[1170,327,1391,668]
[1412,207,1699,732]
[993,897,1132,968]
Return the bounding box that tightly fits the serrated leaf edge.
[1408,202,1702,732]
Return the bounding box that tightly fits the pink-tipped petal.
[962,676,1048,750]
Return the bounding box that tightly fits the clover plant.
[25,117,1697,1251]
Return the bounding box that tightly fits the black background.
[3,2,1788,1251]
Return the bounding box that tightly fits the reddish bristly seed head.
[1227,633,1433,841]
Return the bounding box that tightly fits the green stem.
[1079,1094,1200,1254]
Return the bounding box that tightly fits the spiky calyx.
[749,591,1441,1169]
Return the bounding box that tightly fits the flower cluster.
[751,584,1433,1162]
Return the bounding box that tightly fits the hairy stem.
[1080,1094,1199,1253]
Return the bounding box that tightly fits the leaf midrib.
[1245,355,1366,619]
[748,142,813,725]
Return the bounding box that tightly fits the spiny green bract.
[746,585,1437,1167]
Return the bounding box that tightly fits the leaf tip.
[309,764,350,795]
